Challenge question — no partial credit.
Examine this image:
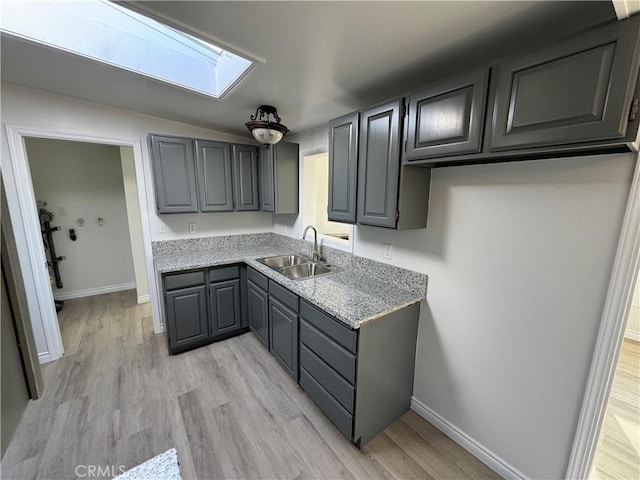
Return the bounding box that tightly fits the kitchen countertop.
[154,244,425,329]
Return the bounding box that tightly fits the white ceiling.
[1,1,615,137]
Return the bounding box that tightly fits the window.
[302,153,353,252]
[0,0,254,99]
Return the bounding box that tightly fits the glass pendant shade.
[245,105,289,144]
[250,127,284,145]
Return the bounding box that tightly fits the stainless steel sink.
[258,254,309,269]
[280,262,334,279]
[256,254,341,280]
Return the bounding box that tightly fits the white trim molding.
[2,124,162,364]
[53,282,136,301]
[566,153,640,479]
[624,329,640,342]
[411,398,527,480]
[137,294,151,304]
[613,0,640,19]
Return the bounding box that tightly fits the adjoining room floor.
[1,290,499,479]
[592,338,640,480]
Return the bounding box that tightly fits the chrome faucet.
[302,225,325,262]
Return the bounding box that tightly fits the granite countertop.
[154,244,425,329]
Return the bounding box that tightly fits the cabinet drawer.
[209,265,240,282]
[300,367,353,440]
[300,300,356,353]
[247,267,268,291]
[164,271,205,290]
[269,280,298,313]
[300,320,356,384]
[300,344,354,413]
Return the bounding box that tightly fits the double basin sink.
[256,254,341,280]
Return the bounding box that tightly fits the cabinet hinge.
[402,104,407,118]
[404,140,407,152]
[395,210,400,222]
[629,98,639,122]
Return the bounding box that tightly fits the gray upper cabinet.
[259,146,275,212]
[150,135,198,214]
[195,140,234,212]
[328,112,359,223]
[232,145,260,211]
[491,17,640,151]
[405,68,489,160]
[259,142,299,214]
[357,98,403,228]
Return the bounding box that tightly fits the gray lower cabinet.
[328,112,359,223]
[405,68,489,160]
[232,145,260,211]
[298,298,420,448]
[150,135,198,214]
[259,142,299,214]
[247,267,269,348]
[209,279,241,336]
[268,281,298,379]
[195,140,234,212]
[491,16,640,152]
[163,266,246,354]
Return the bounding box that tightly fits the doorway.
[590,271,640,479]
[23,137,149,353]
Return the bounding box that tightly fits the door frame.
[566,151,640,478]
[3,124,162,363]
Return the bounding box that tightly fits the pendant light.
[245,105,289,145]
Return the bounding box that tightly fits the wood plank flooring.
[591,338,640,480]
[1,290,499,479]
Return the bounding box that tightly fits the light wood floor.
[1,290,499,480]
[591,338,640,480]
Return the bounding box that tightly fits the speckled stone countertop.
[154,234,427,329]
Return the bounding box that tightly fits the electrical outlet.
[158,223,166,233]
[383,243,393,260]
[188,223,196,234]
[58,207,66,216]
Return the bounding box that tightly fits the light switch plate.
[383,243,393,259]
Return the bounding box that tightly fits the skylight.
[0,0,254,99]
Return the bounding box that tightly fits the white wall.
[25,138,136,299]
[283,127,636,478]
[0,82,270,360]
[120,146,150,303]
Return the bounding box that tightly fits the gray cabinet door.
[150,135,198,214]
[259,146,275,212]
[195,140,234,212]
[232,145,260,211]
[405,69,489,160]
[357,98,403,228]
[210,279,241,336]
[248,280,269,348]
[269,296,298,379]
[491,17,640,151]
[328,112,359,223]
[166,285,208,349]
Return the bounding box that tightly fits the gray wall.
[282,127,636,478]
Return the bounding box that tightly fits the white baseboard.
[38,351,51,364]
[624,329,640,342]
[137,294,150,304]
[53,282,136,301]
[411,397,527,480]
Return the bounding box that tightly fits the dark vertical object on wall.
[39,204,64,312]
